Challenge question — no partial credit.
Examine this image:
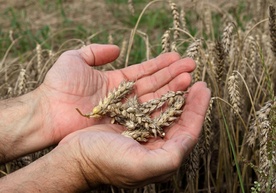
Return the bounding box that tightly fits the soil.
[0,0,120,33]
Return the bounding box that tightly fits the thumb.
[78,44,120,66]
[160,134,197,169]
[141,134,196,177]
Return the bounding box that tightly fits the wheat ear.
[227,72,241,116]
[161,30,171,53]
[269,5,276,57]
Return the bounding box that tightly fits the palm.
[40,44,196,142]
[60,80,211,188]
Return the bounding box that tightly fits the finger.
[119,52,181,81]
[136,135,195,178]
[135,57,195,97]
[167,82,211,139]
[139,72,192,102]
[78,44,120,66]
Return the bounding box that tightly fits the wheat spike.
[161,30,171,53]
[202,98,214,154]
[169,1,180,41]
[14,69,27,96]
[108,33,114,45]
[76,81,186,142]
[76,81,135,118]
[192,56,203,83]
[127,0,135,16]
[116,38,128,68]
[186,39,201,59]
[204,9,212,38]
[249,36,260,76]
[9,30,14,42]
[153,94,185,128]
[36,43,42,73]
[222,22,235,56]
[180,8,187,31]
[268,100,276,191]
[247,101,272,148]
[214,40,225,85]
[121,130,151,142]
[258,118,272,191]
[246,100,276,192]
[228,72,241,116]
[185,143,200,192]
[269,5,276,57]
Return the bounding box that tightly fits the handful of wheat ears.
[76,81,187,142]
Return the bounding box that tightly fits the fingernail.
[182,135,195,152]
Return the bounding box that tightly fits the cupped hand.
[58,81,211,189]
[38,44,196,144]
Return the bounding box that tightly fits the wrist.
[0,89,48,162]
[59,131,101,189]
[0,140,90,192]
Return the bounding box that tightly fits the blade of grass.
[218,101,245,193]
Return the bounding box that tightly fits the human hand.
[0,82,210,192]
[38,44,196,145]
[57,81,211,189]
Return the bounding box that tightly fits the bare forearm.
[0,89,49,163]
[0,144,89,192]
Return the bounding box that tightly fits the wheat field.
[0,0,275,192]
